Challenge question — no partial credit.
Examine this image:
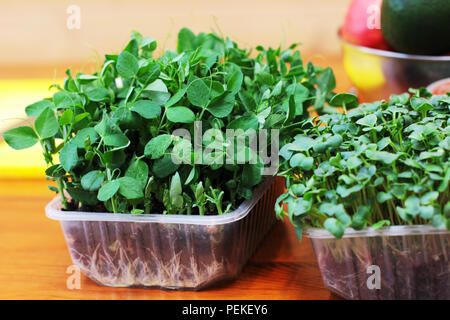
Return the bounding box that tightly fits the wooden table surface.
[0,56,350,300]
[0,179,343,300]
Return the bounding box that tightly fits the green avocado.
[381,0,450,55]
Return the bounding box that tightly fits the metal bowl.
[339,31,450,102]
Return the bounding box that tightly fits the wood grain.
[0,179,340,300]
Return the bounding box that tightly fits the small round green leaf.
[169,172,183,209]
[329,93,358,108]
[144,134,173,159]
[166,106,195,123]
[356,114,377,127]
[118,176,144,199]
[25,100,53,117]
[152,155,180,178]
[97,180,120,201]
[71,128,99,148]
[207,91,235,118]
[86,88,110,102]
[116,51,139,79]
[81,170,105,191]
[125,159,149,189]
[2,126,38,150]
[59,109,74,126]
[226,69,243,94]
[59,142,78,172]
[324,218,345,239]
[187,79,210,107]
[35,107,59,139]
[131,100,161,119]
[165,87,187,107]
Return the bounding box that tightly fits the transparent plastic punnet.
[46,177,284,290]
[305,226,450,300]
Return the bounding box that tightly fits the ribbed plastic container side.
[57,177,284,290]
[308,228,450,300]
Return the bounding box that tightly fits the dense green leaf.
[207,91,235,118]
[72,128,98,148]
[227,115,258,131]
[144,134,172,159]
[289,135,315,152]
[352,206,370,230]
[86,88,110,102]
[285,95,296,124]
[165,87,187,107]
[125,158,149,189]
[287,84,309,116]
[59,142,78,172]
[118,176,144,199]
[289,153,313,171]
[372,220,391,229]
[67,186,98,205]
[187,79,210,107]
[365,150,399,164]
[117,51,139,79]
[94,115,129,147]
[59,109,73,126]
[377,192,393,203]
[145,79,170,105]
[177,27,196,52]
[81,170,105,191]
[238,91,256,112]
[25,100,53,117]
[329,93,358,108]
[152,155,180,178]
[346,156,362,169]
[227,69,243,94]
[356,114,377,127]
[131,100,161,119]
[241,163,263,187]
[139,63,161,84]
[53,91,83,109]
[290,198,312,216]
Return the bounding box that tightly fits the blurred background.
[0,0,352,178]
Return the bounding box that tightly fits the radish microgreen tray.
[277,89,450,238]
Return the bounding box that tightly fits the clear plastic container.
[305,226,450,300]
[46,177,284,290]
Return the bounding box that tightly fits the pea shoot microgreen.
[3,28,336,215]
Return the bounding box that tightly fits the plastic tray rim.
[304,225,450,239]
[45,176,276,225]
